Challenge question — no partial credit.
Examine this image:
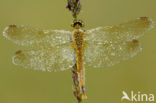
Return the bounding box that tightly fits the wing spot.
[9,24,17,28]
[126,39,139,51]
[139,17,148,21]
[15,50,22,55]
[132,39,139,43]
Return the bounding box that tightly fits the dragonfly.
[2,17,154,102]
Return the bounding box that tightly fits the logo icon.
[121,91,131,101]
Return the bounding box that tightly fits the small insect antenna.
[66,0,81,19]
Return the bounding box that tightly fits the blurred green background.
[0,0,156,103]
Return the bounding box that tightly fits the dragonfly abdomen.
[72,29,87,100]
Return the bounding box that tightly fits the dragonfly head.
[71,19,85,29]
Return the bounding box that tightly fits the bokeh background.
[0,0,156,103]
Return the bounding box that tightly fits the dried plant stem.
[66,0,81,19]
[72,64,82,103]
[66,0,83,103]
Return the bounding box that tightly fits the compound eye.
[78,19,85,27]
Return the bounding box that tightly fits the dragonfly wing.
[12,43,75,72]
[84,40,142,68]
[3,25,72,47]
[85,17,154,43]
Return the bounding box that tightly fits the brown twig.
[72,63,82,103]
[66,0,81,19]
[66,0,83,103]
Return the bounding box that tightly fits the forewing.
[3,25,72,47]
[13,43,75,72]
[85,17,154,43]
[84,40,142,68]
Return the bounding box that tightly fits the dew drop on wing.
[3,25,72,47]
[84,17,154,69]
[12,42,75,72]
